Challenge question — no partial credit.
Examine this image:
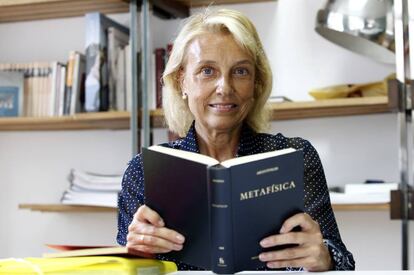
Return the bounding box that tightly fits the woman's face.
[180,32,256,134]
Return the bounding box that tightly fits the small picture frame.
[0,71,24,117]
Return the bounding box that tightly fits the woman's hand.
[127,204,185,254]
[259,213,333,271]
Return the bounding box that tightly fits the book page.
[221,148,296,168]
[148,145,219,166]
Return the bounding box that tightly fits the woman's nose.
[216,76,232,95]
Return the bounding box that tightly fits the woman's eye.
[201,67,214,76]
[234,68,249,76]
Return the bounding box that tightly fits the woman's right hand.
[127,204,185,254]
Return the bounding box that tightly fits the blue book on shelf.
[84,12,129,112]
[0,71,24,117]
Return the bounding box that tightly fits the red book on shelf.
[154,48,166,109]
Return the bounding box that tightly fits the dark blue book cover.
[143,146,304,274]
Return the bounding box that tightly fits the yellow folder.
[0,256,177,275]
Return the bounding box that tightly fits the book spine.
[65,51,76,115]
[84,13,102,112]
[154,48,165,109]
[207,166,235,274]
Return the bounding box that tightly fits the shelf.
[0,97,392,131]
[175,0,274,6]
[0,0,274,23]
[0,111,131,131]
[268,96,391,121]
[332,203,390,211]
[0,0,129,23]
[19,203,390,212]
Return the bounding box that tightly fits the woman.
[117,8,355,271]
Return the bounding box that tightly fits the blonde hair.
[162,8,273,137]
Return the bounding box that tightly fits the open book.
[142,145,304,274]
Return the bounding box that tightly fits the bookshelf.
[18,203,391,212]
[0,0,274,23]
[19,203,117,212]
[0,97,392,131]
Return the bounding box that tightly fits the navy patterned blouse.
[117,122,355,271]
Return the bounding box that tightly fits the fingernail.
[260,239,270,247]
[279,226,286,233]
[268,262,277,269]
[176,234,185,243]
[173,244,183,251]
[158,219,164,227]
[259,253,267,261]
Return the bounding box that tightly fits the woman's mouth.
[208,103,237,111]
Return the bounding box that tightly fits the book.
[108,26,129,111]
[57,64,67,116]
[142,145,304,274]
[60,169,123,207]
[329,192,392,204]
[84,12,129,112]
[60,189,118,207]
[329,182,398,205]
[49,61,60,116]
[0,71,24,117]
[154,48,166,108]
[116,46,126,110]
[70,52,86,115]
[0,256,177,275]
[68,168,123,191]
[125,44,142,112]
[43,244,153,258]
[344,182,398,194]
[64,51,76,115]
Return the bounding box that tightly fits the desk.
[172,271,414,274]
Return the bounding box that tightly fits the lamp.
[315,0,395,63]
[316,0,413,270]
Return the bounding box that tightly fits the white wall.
[0,0,411,270]
[193,0,394,101]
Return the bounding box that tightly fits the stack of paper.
[329,183,398,204]
[0,256,177,275]
[60,169,123,207]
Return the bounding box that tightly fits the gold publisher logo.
[218,257,227,267]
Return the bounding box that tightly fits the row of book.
[0,57,83,117]
[0,11,171,117]
[83,11,172,112]
[60,169,122,208]
[82,11,171,112]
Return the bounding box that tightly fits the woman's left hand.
[259,213,333,271]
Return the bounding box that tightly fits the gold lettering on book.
[212,179,224,183]
[212,204,228,208]
[256,166,279,175]
[240,181,296,201]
